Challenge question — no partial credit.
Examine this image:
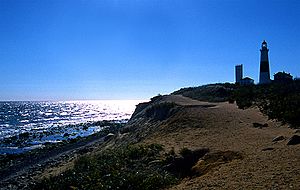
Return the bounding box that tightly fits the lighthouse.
[259,40,271,84]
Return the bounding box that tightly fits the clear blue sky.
[0,0,299,100]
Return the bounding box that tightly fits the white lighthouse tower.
[259,40,271,84]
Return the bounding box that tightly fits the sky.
[0,0,299,100]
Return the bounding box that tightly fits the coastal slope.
[3,94,299,189]
[127,95,300,189]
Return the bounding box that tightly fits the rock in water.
[287,135,300,145]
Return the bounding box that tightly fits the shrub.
[173,82,300,128]
[32,144,177,190]
[233,81,300,128]
[172,83,235,102]
[164,148,209,178]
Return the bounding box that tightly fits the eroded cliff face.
[110,95,182,146]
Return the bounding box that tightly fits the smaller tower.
[259,40,271,84]
[235,64,243,84]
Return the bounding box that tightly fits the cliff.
[5,94,299,189]
[111,94,300,189]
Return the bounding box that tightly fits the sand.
[141,95,300,189]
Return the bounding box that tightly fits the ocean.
[0,100,144,154]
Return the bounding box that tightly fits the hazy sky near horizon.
[0,0,299,100]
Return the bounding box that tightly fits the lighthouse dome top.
[262,40,268,48]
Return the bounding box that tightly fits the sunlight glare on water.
[0,99,148,154]
[0,99,147,140]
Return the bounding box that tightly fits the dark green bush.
[172,83,235,102]
[179,147,192,157]
[164,148,209,178]
[173,82,300,128]
[234,81,300,128]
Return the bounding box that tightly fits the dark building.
[235,64,243,84]
[240,77,254,85]
[259,40,271,84]
[274,71,293,83]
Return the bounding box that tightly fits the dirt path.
[141,95,300,189]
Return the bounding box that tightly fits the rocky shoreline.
[0,121,123,189]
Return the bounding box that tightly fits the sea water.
[0,100,144,154]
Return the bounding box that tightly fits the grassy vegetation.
[172,83,236,102]
[173,81,300,128]
[32,145,213,190]
[233,81,300,128]
[33,144,178,190]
